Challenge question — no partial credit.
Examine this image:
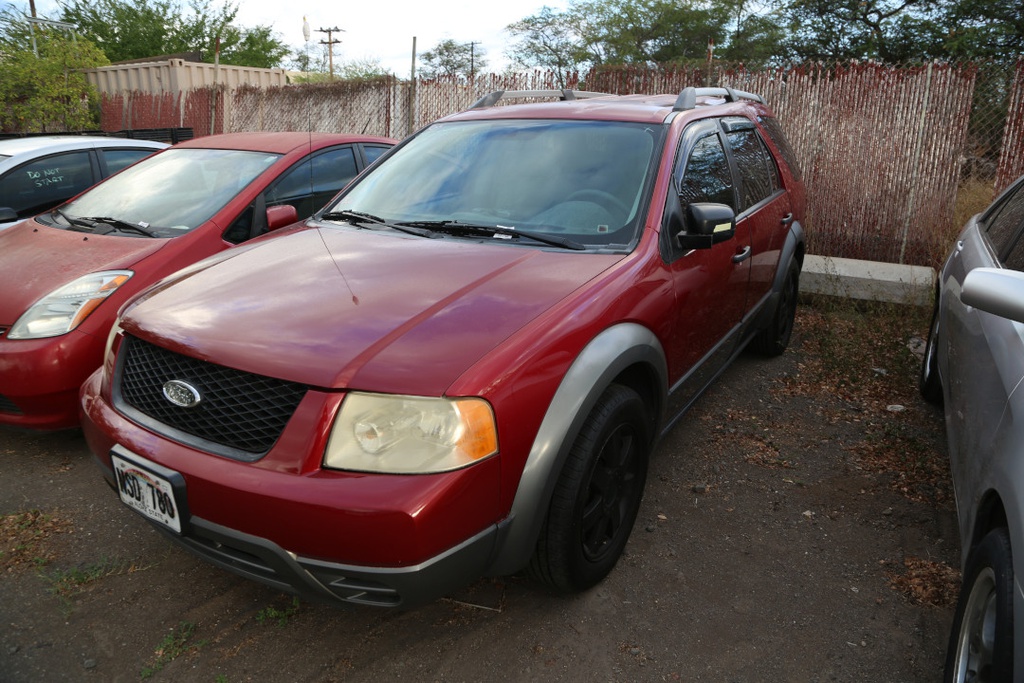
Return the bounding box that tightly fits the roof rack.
[673,87,764,112]
[469,89,611,110]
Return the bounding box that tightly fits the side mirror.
[266,204,298,231]
[961,268,1024,323]
[676,202,735,250]
[0,207,17,222]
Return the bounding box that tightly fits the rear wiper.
[77,216,159,238]
[396,220,586,251]
[320,209,437,238]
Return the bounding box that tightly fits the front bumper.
[0,329,104,430]
[81,369,506,608]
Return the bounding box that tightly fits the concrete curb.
[801,255,936,307]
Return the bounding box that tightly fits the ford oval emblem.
[162,380,201,408]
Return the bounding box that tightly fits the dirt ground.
[0,302,959,683]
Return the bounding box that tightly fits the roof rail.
[469,89,611,110]
[673,87,764,112]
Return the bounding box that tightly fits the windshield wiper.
[396,220,586,251]
[320,209,437,238]
[76,216,159,238]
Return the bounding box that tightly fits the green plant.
[256,597,301,628]
[140,621,207,679]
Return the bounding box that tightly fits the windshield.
[326,119,660,249]
[59,148,281,235]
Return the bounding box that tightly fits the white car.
[0,136,168,230]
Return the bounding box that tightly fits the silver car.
[0,136,168,230]
[921,173,1024,681]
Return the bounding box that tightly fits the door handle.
[780,213,794,225]
[732,246,752,263]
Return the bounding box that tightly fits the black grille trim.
[0,393,22,415]
[114,335,308,459]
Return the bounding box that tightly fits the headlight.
[8,271,132,339]
[324,392,498,474]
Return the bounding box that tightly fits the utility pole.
[467,41,480,84]
[317,26,344,79]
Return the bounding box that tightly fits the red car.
[0,132,395,430]
[81,89,806,607]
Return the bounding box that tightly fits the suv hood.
[125,227,624,394]
[0,222,166,326]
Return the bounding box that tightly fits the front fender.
[487,322,667,575]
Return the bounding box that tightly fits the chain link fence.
[98,58,1024,268]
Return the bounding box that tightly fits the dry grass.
[1,509,70,573]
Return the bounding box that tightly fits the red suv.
[81,88,806,607]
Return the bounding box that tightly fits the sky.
[17,0,568,75]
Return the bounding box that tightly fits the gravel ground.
[0,302,958,682]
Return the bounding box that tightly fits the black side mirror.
[676,202,735,250]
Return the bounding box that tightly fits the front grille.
[118,335,307,455]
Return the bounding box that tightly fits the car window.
[758,115,802,182]
[0,150,94,220]
[101,148,157,175]
[678,133,734,209]
[725,125,780,213]
[364,145,390,164]
[984,179,1024,259]
[223,148,361,244]
[265,146,359,219]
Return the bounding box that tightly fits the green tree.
[506,7,584,85]
[57,0,289,67]
[420,38,488,79]
[0,29,109,132]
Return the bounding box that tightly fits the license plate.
[111,450,183,534]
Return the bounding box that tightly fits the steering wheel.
[565,189,630,217]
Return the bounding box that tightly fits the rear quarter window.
[758,116,802,182]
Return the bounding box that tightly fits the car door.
[662,119,751,414]
[941,178,1024,501]
[722,117,791,313]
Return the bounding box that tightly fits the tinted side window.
[364,145,390,164]
[758,115,802,182]
[678,134,734,209]
[266,146,359,219]
[726,128,779,212]
[101,148,157,175]
[0,151,94,219]
[984,180,1024,258]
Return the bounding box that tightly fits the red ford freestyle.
[81,88,806,608]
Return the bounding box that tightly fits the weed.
[256,597,301,628]
[140,621,207,679]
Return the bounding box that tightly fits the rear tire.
[750,260,799,357]
[944,528,1014,683]
[529,384,651,592]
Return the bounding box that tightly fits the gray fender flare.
[486,322,668,575]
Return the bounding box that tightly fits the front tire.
[529,384,651,592]
[945,528,1014,682]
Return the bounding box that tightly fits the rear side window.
[678,134,734,208]
[758,116,802,182]
[0,150,94,219]
[726,126,780,213]
[984,179,1024,259]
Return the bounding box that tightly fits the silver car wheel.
[950,566,998,682]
